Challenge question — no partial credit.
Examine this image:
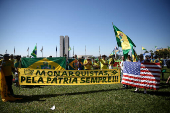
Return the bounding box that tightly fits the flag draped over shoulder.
[121,61,161,90]
[21,57,66,70]
[142,47,146,50]
[132,48,138,62]
[0,69,22,102]
[113,24,136,59]
[31,45,37,58]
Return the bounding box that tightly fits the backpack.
[166,60,170,68]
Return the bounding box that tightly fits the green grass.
[1,68,170,113]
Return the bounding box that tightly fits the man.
[73,54,78,70]
[93,59,100,70]
[99,55,108,69]
[83,57,92,70]
[144,55,150,63]
[0,54,15,96]
[108,55,115,69]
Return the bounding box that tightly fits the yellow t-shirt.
[100,59,108,69]
[109,58,114,65]
[83,60,92,70]
[1,60,14,76]
[93,62,100,69]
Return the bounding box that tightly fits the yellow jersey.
[93,62,100,69]
[1,60,15,76]
[109,58,114,65]
[83,60,92,70]
[100,59,108,69]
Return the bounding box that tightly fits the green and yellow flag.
[113,24,136,59]
[132,48,138,62]
[142,47,146,50]
[31,45,37,58]
[21,57,66,70]
[68,47,71,51]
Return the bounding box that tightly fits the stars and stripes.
[121,61,161,90]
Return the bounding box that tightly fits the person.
[83,57,92,70]
[144,55,150,63]
[0,54,15,96]
[99,55,108,69]
[93,59,100,69]
[126,55,131,62]
[14,56,21,86]
[166,60,170,84]
[150,55,159,63]
[135,54,147,94]
[150,56,154,62]
[120,56,126,87]
[108,55,115,69]
[77,58,83,70]
[73,54,78,70]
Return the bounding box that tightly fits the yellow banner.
[19,68,120,85]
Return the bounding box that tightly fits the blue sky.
[0,0,170,57]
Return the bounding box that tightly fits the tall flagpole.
[56,46,57,57]
[141,46,142,54]
[85,45,86,56]
[14,47,15,55]
[99,46,100,55]
[73,46,74,57]
[42,46,43,57]
[36,43,37,57]
[28,47,29,57]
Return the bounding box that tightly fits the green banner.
[21,57,66,70]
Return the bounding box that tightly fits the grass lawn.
[0,68,170,113]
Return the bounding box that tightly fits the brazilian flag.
[68,59,84,70]
[21,57,66,70]
[132,48,138,62]
[31,45,37,58]
[113,24,136,59]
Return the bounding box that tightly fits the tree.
[144,50,149,53]
[158,50,164,58]
[154,51,159,56]
[163,49,169,58]
[150,50,153,53]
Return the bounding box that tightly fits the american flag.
[121,61,161,90]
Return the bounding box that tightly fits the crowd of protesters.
[70,54,115,70]
[0,53,170,98]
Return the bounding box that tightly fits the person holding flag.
[108,55,115,69]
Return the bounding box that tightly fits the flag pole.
[28,49,29,57]
[36,43,37,57]
[85,45,86,56]
[73,46,74,57]
[42,46,43,57]
[99,46,100,56]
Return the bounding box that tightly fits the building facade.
[60,35,69,57]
